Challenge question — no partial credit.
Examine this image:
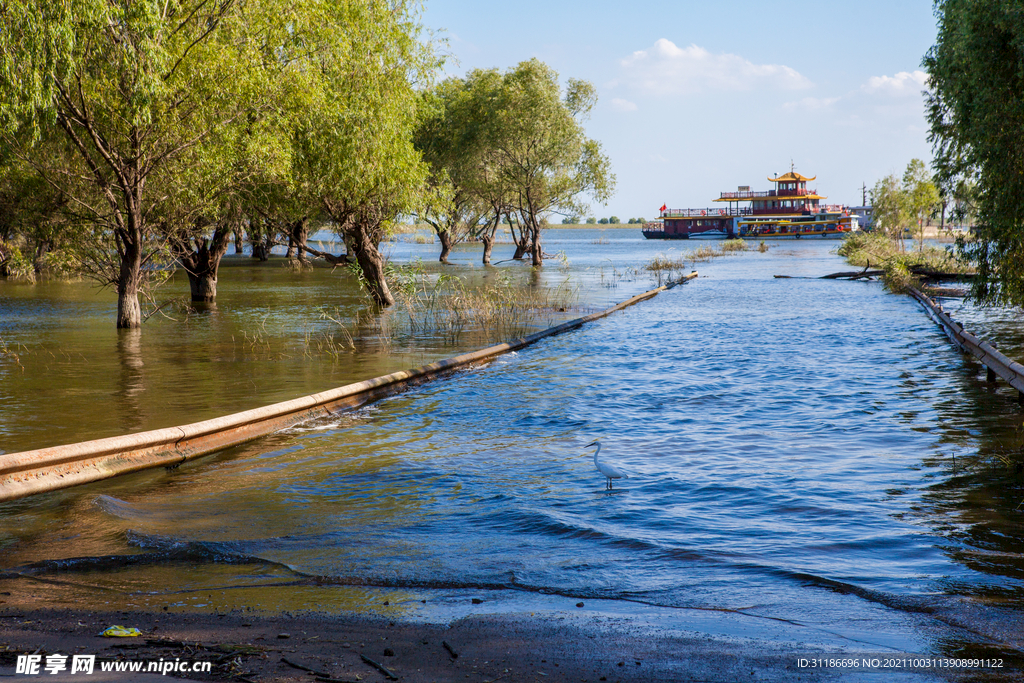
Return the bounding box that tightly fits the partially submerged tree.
[417,60,614,268]
[0,0,292,327]
[925,0,1024,304]
[486,59,614,266]
[0,150,74,280]
[293,0,435,307]
[415,77,488,264]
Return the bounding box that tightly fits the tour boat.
[643,171,859,240]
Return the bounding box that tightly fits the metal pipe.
[909,287,1024,394]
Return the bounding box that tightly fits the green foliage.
[925,0,1024,304]
[485,59,615,265]
[837,230,968,293]
[869,159,939,252]
[598,218,609,224]
[903,159,941,251]
[0,0,305,324]
[608,215,619,224]
[586,217,596,224]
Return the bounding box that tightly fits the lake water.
[1,229,1023,677]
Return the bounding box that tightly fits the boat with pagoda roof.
[642,171,859,240]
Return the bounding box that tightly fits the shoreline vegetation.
[837,230,973,295]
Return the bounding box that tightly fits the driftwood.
[360,654,399,680]
[775,263,882,280]
[298,243,350,270]
[908,265,973,281]
[774,271,883,280]
[281,656,332,678]
[922,285,967,297]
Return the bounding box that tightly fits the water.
[2,230,1024,672]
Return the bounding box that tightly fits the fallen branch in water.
[775,263,883,280]
[298,244,350,270]
[908,265,974,281]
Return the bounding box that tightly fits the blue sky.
[420,0,938,219]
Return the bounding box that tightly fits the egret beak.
[585,440,599,448]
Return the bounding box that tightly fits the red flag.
[659,204,667,212]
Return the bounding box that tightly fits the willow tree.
[415,77,489,264]
[925,0,1024,304]
[291,0,434,307]
[164,108,297,302]
[487,59,614,266]
[0,0,292,327]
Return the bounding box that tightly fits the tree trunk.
[292,218,310,262]
[286,233,296,259]
[234,227,244,254]
[263,230,275,261]
[250,218,272,260]
[438,229,453,264]
[507,215,529,260]
[481,234,494,265]
[530,220,543,266]
[180,227,233,303]
[116,238,143,329]
[33,240,50,275]
[351,223,394,307]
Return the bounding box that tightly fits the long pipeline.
[909,287,1024,395]
[0,272,698,502]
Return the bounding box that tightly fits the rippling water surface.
[2,231,1023,669]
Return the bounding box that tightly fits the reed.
[0,335,26,373]
[303,269,582,357]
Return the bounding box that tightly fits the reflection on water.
[1,232,1024,669]
[115,329,145,434]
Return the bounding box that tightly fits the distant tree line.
[0,1,614,329]
[559,216,645,225]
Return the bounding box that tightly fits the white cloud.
[618,39,812,95]
[782,96,840,112]
[862,70,929,97]
[611,97,638,112]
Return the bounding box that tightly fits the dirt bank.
[0,605,842,683]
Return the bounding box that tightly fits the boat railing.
[718,188,817,200]
[661,208,752,218]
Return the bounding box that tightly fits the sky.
[419,0,939,219]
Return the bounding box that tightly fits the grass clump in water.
[305,268,582,358]
[720,239,748,253]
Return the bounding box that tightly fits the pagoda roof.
[769,171,816,183]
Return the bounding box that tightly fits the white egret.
[586,440,628,489]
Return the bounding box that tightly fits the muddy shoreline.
[0,605,822,682]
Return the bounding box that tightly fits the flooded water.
[2,230,1024,676]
